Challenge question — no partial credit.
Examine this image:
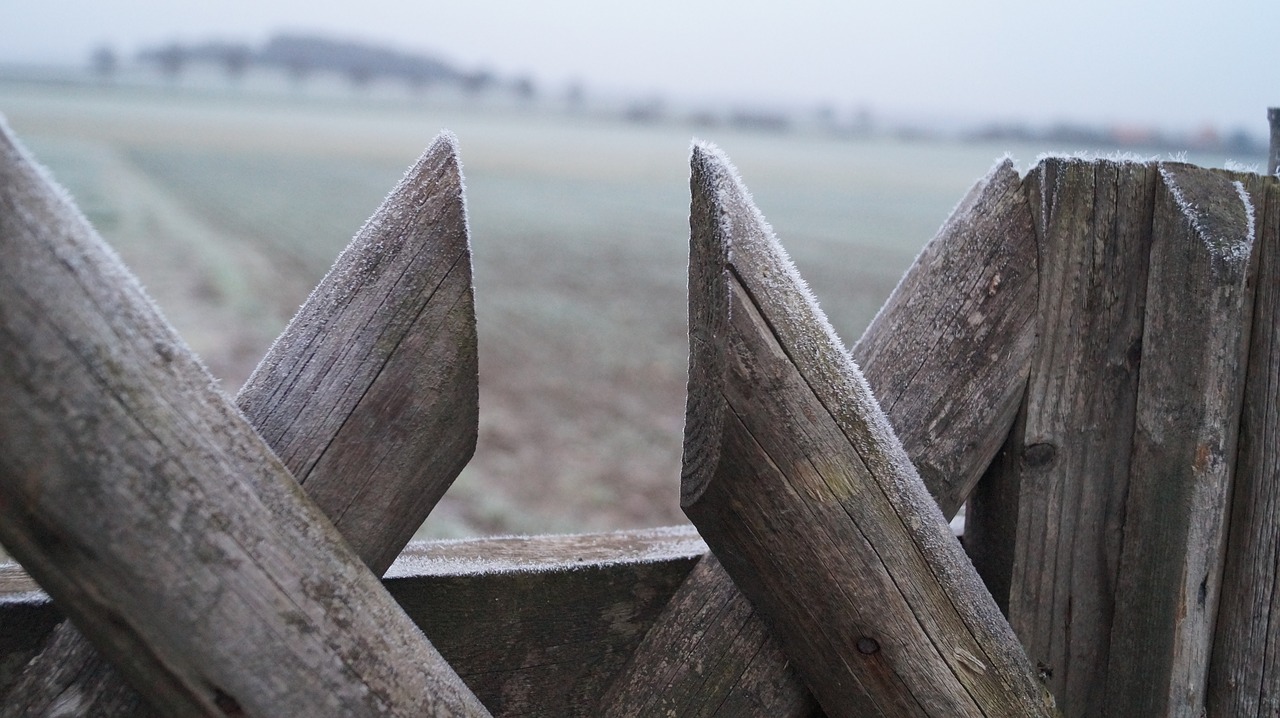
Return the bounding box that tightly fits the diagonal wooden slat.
[601,149,1039,716]
[672,142,1053,716]
[3,131,479,716]
[0,122,488,716]
[237,130,477,576]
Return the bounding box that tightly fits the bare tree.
[90,45,118,81]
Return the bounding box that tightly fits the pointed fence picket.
[0,113,1278,718]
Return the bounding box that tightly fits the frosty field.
[0,80,1233,539]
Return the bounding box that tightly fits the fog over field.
[0,79,1264,538]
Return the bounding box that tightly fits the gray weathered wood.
[966,158,1158,717]
[675,142,1055,717]
[856,157,1038,517]
[1207,172,1280,716]
[601,153,1039,717]
[0,131,481,717]
[388,528,706,717]
[1103,164,1254,716]
[601,151,1039,716]
[0,121,488,716]
[0,527,708,718]
[238,129,478,576]
[0,621,139,716]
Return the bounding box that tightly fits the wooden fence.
[0,114,1277,717]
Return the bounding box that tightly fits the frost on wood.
[2,129,483,714]
[681,142,1054,716]
[853,154,1037,517]
[684,140,950,551]
[1157,162,1254,265]
[384,526,707,579]
[0,122,488,717]
[236,130,478,577]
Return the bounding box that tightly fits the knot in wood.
[1022,443,1057,469]
[856,636,881,655]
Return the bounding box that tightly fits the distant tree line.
[112,34,536,98]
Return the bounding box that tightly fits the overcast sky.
[5,0,1277,134]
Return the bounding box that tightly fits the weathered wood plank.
[674,142,1055,716]
[601,553,818,718]
[856,157,1038,517]
[0,563,60,695]
[238,130,477,576]
[0,121,487,716]
[964,158,1157,717]
[1,131,481,717]
[601,153,1039,717]
[0,527,707,717]
[1207,172,1280,716]
[388,528,705,717]
[1103,163,1254,716]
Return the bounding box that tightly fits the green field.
[0,80,1244,539]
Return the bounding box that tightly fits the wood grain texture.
[600,151,1039,718]
[1207,173,1280,716]
[0,527,707,718]
[1,131,480,717]
[1103,163,1254,717]
[855,157,1038,518]
[674,142,1055,717]
[389,529,705,717]
[0,562,59,697]
[1,129,481,716]
[238,131,477,577]
[601,553,818,718]
[967,158,1158,717]
[0,122,487,716]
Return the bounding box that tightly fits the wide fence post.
[966,159,1257,718]
[966,158,1158,715]
[1207,172,1280,716]
[0,122,488,716]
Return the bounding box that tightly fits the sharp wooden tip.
[1157,163,1254,268]
[682,143,739,508]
